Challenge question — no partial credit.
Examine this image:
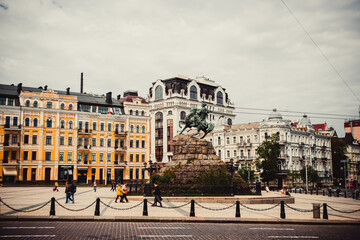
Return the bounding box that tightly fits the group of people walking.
[65,180,77,203]
[115,183,129,203]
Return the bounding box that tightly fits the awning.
[77,167,88,170]
[3,166,17,176]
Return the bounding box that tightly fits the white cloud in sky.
[0,0,359,136]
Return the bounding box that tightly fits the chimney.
[66,87,70,95]
[106,92,112,104]
[44,85,48,90]
[117,94,121,100]
[80,72,83,93]
[17,83,22,94]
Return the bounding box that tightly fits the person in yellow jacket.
[114,183,124,203]
[53,182,59,192]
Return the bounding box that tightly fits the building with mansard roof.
[147,75,236,163]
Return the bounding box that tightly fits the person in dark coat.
[70,180,76,203]
[151,183,162,207]
[65,181,73,203]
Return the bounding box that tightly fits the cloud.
[0,3,8,10]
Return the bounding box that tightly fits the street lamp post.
[305,159,309,193]
[226,158,239,196]
[341,160,348,195]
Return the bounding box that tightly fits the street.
[0,221,359,239]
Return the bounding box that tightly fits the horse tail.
[179,120,185,128]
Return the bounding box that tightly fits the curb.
[1,216,359,225]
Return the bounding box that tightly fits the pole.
[105,133,108,186]
[344,161,347,196]
[305,163,309,192]
[248,164,250,184]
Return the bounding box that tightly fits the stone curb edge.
[1,216,359,225]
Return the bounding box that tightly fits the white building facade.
[147,75,235,163]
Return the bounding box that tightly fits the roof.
[119,91,147,104]
[313,123,327,131]
[229,122,260,131]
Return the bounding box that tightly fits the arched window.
[227,118,232,125]
[216,91,223,105]
[60,103,65,110]
[135,110,139,116]
[68,104,73,110]
[136,125,140,133]
[33,118,38,127]
[180,111,186,120]
[141,111,145,116]
[218,136,221,145]
[33,101,38,108]
[68,121,73,129]
[46,119,52,128]
[130,125,134,133]
[142,126,146,133]
[129,109,133,115]
[190,85,197,100]
[218,149,221,158]
[60,120,65,129]
[24,117,30,127]
[25,100,30,107]
[168,110,172,115]
[155,85,163,100]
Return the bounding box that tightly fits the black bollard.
[316,189,318,195]
[323,190,325,196]
[329,190,331,197]
[94,197,100,216]
[280,201,286,219]
[190,199,195,217]
[143,199,148,216]
[50,197,55,216]
[235,201,240,218]
[323,203,328,219]
[353,192,355,199]
[310,190,313,195]
[300,188,302,194]
[344,190,347,198]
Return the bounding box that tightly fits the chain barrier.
[284,203,323,213]
[327,205,360,214]
[240,203,280,212]
[147,200,191,208]
[195,202,236,211]
[100,200,144,210]
[0,198,51,213]
[55,199,96,212]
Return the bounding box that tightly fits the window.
[98,107,107,114]
[33,101,38,108]
[68,152,72,161]
[218,137,221,145]
[130,154,133,162]
[80,105,91,112]
[155,85,163,100]
[7,98,13,106]
[78,153,82,161]
[32,151,36,160]
[68,104,73,110]
[47,102,52,109]
[240,136,243,143]
[23,151,28,160]
[120,153,124,162]
[93,122,97,131]
[46,119,52,128]
[227,150,230,158]
[32,135,37,144]
[60,120,65,129]
[247,136,250,143]
[136,169,139,179]
[45,152,51,161]
[130,169,133,179]
[12,134,18,143]
[100,138,104,147]
[233,136,236,144]
[129,109,133,115]
[142,154,145,162]
[69,121,73,129]
[216,91,223,105]
[0,97,6,105]
[142,126,146,133]
[78,138,83,146]
[78,121,83,130]
[59,152,64,161]
[218,149,221,158]
[227,118,232,125]
[142,140,145,148]
[233,150,237,157]
[13,117,18,126]
[92,106,97,112]
[68,137,73,146]
[92,138,96,147]
[240,150,244,158]
[85,122,89,131]
[107,139,111,147]
[190,85,197,99]
[136,140,139,148]
[254,135,258,142]
[136,125,140,133]
[130,125,134,133]
[60,136,64,145]
[135,110,139,116]
[180,111,186,120]
[33,118,38,127]
[141,110,145,116]
[92,153,96,161]
[11,151,16,160]
[100,153,104,161]
[107,153,111,162]
[25,100,30,107]
[120,139,124,148]
[24,118,30,127]
[24,135,29,144]
[120,124,125,132]
[130,140,134,148]
[247,149,251,159]
[226,137,230,144]
[60,103,65,110]
[46,136,52,145]
[108,123,112,131]
[100,123,105,131]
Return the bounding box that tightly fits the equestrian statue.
[179,102,214,139]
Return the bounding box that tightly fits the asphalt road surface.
[0,221,359,239]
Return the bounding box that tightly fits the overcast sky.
[1,0,359,137]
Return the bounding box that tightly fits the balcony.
[77,160,91,164]
[321,157,327,161]
[78,129,92,134]
[4,124,21,131]
[77,144,92,151]
[237,141,245,146]
[115,130,127,137]
[114,145,127,151]
[3,142,20,148]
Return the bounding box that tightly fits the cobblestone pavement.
[0,187,360,221]
[0,221,359,239]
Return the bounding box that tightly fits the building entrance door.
[45,168,51,183]
[115,169,123,184]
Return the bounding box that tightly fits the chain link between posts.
[55,199,97,212]
[195,202,237,211]
[147,201,192,208]
[0,198,51,213]
[100,200,144,210]
[327,205,360,214]
[284,203,323,213]
[240,203,280,211]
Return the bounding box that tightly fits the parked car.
[290,187,304,193]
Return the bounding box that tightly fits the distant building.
[341,133,360,187]
[205,110,332,188]
[345,119,360,143]
[0,83,150,184]
[147,75,235,163]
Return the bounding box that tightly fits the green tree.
[300,166,320,186]
[238,166,255,183]
[256,134,280,184]
[331,137,347,184]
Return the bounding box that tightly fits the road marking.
[0,235,56,238]
[138,227,186,229]
[138,235,193,238]
[268,236,319,239]
[250,228,294,230]
[3,227,55,229]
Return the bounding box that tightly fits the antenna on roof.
[80,72,84,93]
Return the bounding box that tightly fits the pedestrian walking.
[110,181,116,192]
[65,181,73,203]
[53,182,59,192]
[151,183,162,207]
[265,185,270,192]
[70,180,76,203]
[120,183,129,203]
[93,180,97,192]
[115,183,124,203]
